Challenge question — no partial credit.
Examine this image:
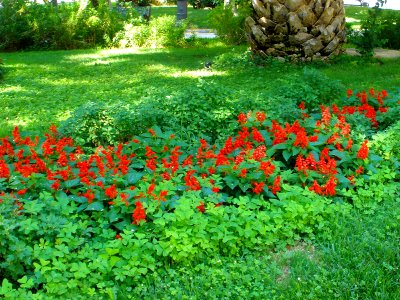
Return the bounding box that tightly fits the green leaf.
[127,172,144,184]
[64,178,81,189]
[330,150,346,160]
[85,202,104,211]
[77,203,88,212]
[369,154,382,162]
[283,150,291,161]
[106,248,120,256]
[0,279,13,295]
[107,208,120,223]
[69,195,87,204]
[224,175,239,190]
[239,183,250,193]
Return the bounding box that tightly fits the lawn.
[1,43,400,137]
[151,5,212,28]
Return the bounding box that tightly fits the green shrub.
[115,15,187,48]
[209,5,250,45]
[348,5,400,57]
[377,10,400,50]
[189,0,221,9]
[0,0,138,50]
[0,0,32,50]
[266,67,343,110]
[0,58,4,81]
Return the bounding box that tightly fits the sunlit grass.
[1,44,400,137]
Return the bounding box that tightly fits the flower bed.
[0,89,398,298]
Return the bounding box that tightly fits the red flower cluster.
[132,201,146,224]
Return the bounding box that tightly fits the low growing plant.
[0,90,398,297]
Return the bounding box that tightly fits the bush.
[115,15,187,48]
[0,58,4,81]
[189,0,221,9]
[349,6,400,57]
[375,9,400,50]
[0,0,32,50]
[209,5,250,45]
[0,0,138,50]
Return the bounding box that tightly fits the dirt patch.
[346,48,400,58]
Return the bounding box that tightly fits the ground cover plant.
[1,46,400,138]
[0,86,399,298]
[1,7,400,296]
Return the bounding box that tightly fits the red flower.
[196,202,205,213]
[309,180,323,195]
[369,88,375,96]
[105,184,118,199]
[346,139,353,150]
[347,175,355,185]
[51,180,60,190]
[323,177,337,196]
[347,89,353,98]
[132,201,146,224]
[0,160,10,178]
[147,183,156,196]
[239,168,247,178]
[252,127,264,143]
[256,111,266,122]
[148,128,156,136]
[212,187,220,193]
[253,145,266,161]
[252,182,265,194]
[295,155,308,174]
[271,176,281,195]
[115,233,122,240]
[260,161,275,177]
[298,102,305,110]
[17,189,27,195]
[378,107,387,113]
[294,129,308,149]
[237,113,247,125]
[357,140,369,160]
[321,107,331,126]
[57,151,68,167]
[356,166,364,175]
[158,190,168,202]
[83,189,95,203]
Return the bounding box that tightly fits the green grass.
[345,5,370,23]
[151,6,212,28]
[1,45,400,137]
[117,196,400,299]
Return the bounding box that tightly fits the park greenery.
[0,1,399,299]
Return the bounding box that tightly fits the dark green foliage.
[0,0,138,50]
[58,68,346,147]
[114,15,188,48]
[59,101,166,147]
[348,5,400,58]
[375,9,400,50]
[208,5,250,45]
[0,58,4,81]
[189,0,221,9]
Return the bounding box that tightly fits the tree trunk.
[245,0,346,61]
